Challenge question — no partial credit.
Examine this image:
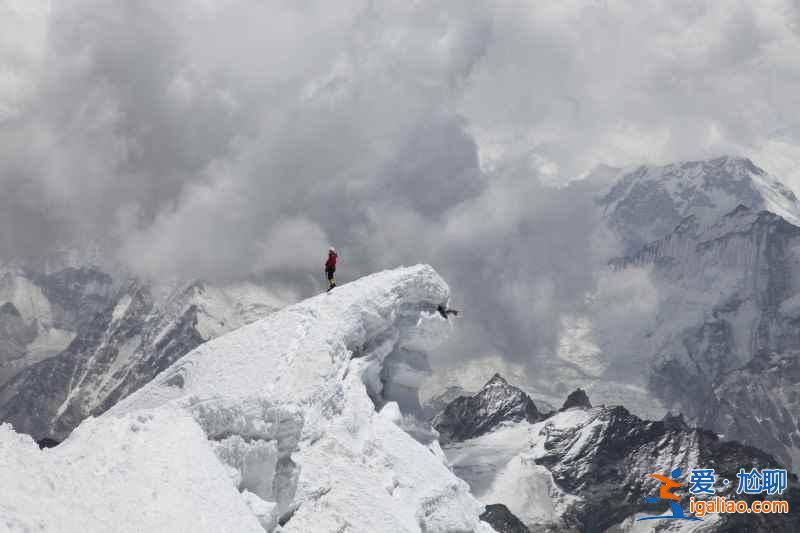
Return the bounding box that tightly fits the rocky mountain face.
[0,302,37,367]
[421,385,468,420]
[0,267,115,387]
[0,269,282,441]
[479,504,530,533]
[612,205,800,471]
[560,388,591,410]
[602,156,800,253]
[433,373,544,443]
[438,376,800,532]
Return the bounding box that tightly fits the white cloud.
[255,218,329,274]
[0,0,798,366]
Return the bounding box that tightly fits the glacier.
[0,265,495,533]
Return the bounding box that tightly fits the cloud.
[1,0,799,369]
[255,217,329,274]
[462,0,800,180]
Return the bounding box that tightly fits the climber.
[437,305,460,319]
[325,247,338,292]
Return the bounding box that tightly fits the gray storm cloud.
[1,0,799,364]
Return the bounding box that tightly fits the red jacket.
[325,252,337,270]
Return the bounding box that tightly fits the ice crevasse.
[0,265,495,533]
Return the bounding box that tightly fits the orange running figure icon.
[650,472,683,501]
[637,467,701,522]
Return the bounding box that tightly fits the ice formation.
[1,265,494,532]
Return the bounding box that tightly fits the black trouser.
[326,268,336,285]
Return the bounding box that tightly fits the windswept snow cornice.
[113,264,453,414]
[2,265,493,533]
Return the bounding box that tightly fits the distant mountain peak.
[661,412,689,431]
[479,504,530,533]
[0,301,21,318]
[709,154,759,167]
[433,373,541,443]
[723,202,755,218]
[602,156,800,251]
[485,372,508,386]
[560,388,592,410]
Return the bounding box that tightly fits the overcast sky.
[2,0,800,365]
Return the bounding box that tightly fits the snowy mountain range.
[602,156,800,252]
[1,265,496,532]
[424,155,800,530]
[0,266,283,441]
[3,155,800,531]
[613,204,800,471]
[438,374,800,532]
[538,156,800,473]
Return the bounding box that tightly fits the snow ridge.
[1,265,495,533]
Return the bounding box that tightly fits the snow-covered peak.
[433,373,542,443]
[698,203,797,244]
[1,265,495,532]
[485,372,508,386]
[560,388,591,410]
[602,156,800,250]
